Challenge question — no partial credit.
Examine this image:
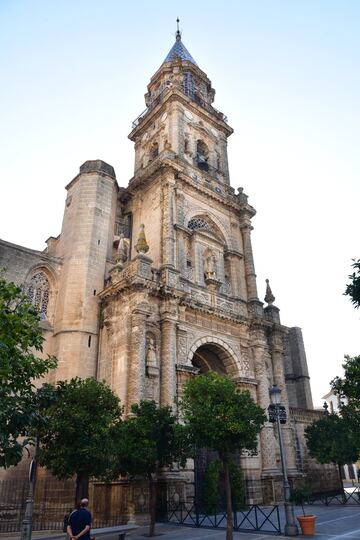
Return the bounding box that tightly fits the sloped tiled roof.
[163,34,198,66]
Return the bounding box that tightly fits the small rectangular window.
[88,336,91,347]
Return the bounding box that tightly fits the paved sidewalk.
[2,505,360,539]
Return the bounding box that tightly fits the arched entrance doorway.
[192,344,227,375]
[187,339,241,511]
[187,336,239,377]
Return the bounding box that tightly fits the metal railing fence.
[309,486,360,506]
[160,501,282,535]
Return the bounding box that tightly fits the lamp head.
[269,384,281,405]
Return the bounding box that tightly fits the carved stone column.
[161,179,175,268]
[127,308,148,412]
[240,223,258,301]
[160,300,178,409]
[252,328,278,476]
[269,326,297,473]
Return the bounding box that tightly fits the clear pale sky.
[0,1,359,406]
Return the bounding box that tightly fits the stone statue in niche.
[146,336,157,367]
[116,233,127,264]
[145,335,159,379]
[204,254,217,280]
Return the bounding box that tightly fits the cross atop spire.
[176,17,181,41]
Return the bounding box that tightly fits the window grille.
[183,72,195,99]
[27,272,50,319]
[187,217,214,234]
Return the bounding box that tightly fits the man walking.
[67,499,92,540]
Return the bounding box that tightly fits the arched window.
[196,140,209,171]
[188,217,214,234]
[27,272,50,319]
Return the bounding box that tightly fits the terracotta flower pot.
[297,514,316,536]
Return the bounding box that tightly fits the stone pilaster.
[253,329,278,476]
[224,250,243,298]
[127,308,148,412]
[240,223,258,301]
[161,180,175,268]
[269,326,297,473]
[169,103,183,156]
[160,300,178,409]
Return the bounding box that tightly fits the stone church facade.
[0,31,334,505]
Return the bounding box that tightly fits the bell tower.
[130,27,232,186]
[99,24,299,504]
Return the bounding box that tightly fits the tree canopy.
[181,372,265,457]
[113,400,190,537]
[37,377,123,503]
[344,258,360,309]
[331,355,360,441]
[305,414,359,482]
[0,277,56,468]
[181,371,265,540]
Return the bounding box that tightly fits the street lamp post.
[269,384,298,537]
[20,437,39,540]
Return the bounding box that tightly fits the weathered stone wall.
[53,160,118,381]
[290,407,339,492]
[284,327,313,410]
[0,240,60,286]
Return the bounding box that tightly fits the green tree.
[113,400,190,537]
[344,258,360,309]
[331,355,360,444]
[203,459,245,515]
[37,377,123,504]
[0,277,56,468]
[203,459,222,514]
[305,414,359,490]
[181,372,266,540]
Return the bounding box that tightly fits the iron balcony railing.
[132,86,228,130]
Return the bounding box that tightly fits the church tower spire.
[163,20,198,66]
[129,27,233,187]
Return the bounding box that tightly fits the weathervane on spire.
[176,17,181,41]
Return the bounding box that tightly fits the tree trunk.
[223,459,233,540]
[75,472,89,507]
[337,463,344,495]
[148,472,157,537]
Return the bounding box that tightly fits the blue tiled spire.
[163,30,198,66]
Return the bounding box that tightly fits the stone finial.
[264,278,275,305]
[135,224,149,254]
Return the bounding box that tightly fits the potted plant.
[290,484,316,536]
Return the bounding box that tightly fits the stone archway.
[187,336,240,378]
[185,337,241,510]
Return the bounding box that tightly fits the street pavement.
[1,505,360,539]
